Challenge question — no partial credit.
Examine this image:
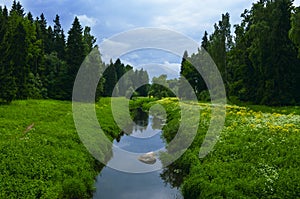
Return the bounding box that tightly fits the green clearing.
[138,98,300,198]
[0,98,126,199]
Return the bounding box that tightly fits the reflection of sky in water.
[107,116,165,173]
[130,116,165,139]
[93,114,182,198]
[94,169,182,199]
[114,133,164,153]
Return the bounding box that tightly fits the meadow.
[140,98,300,198]
[0,98,126,199]
[1,98,299,198]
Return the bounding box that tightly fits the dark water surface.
[93,111,182,199]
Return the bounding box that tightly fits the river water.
[93,110,183,199]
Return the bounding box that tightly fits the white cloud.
[76,14,97,28]
[162,61,180,73]
[9,0,300,45]
[149,0,254,37]
[0,0,6,7]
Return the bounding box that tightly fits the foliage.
[102,59,150,98]
[149,75,177,99]
[0,1,150,103]
[0,98,131,198]
[0,100,99,198]
[179,1,300,106]
[141,99,300,198]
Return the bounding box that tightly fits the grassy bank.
[0,98,124,198]
[140,98,300,198]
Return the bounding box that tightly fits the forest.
[179,0,300,105]
[1,0,300,105]
[0,1,149,103]
[1,0,300,198]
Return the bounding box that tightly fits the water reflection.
[160,163,185,188]
[93,109,182,199]
[132,108,149,127]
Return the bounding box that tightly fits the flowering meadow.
[143,98,300,198]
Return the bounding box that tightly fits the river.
[93,109,183,199]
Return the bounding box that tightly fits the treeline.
[102,58,149,98]
[2,0,300,106]
[179,0,300,106]
[0,1,148,103]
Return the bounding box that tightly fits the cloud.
[83,0,258,41]
[136,62,180,80]
[0,0,9,8]
[148,0,254,37]
[5,0,299,47]
[76,14,97,27]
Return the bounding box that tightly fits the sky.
[1,0,300,78]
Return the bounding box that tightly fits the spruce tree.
[201,31,209,51]
[65,17,85,99]
[53,14,65,59]
[102,62,117,97]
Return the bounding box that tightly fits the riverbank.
[140,98,300,198]
[2,98,299,198]
[0,98,126,198]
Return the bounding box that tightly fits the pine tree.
[178,51,193,99]
[64,17,85,99]
[0,7,17,102]
[3,21,30,99]
[0,63,17,103]
[53,14,65,59]
[201,31,209,51]
[26,12,33,23]
[102,62,117,97]
[10,0,24,17]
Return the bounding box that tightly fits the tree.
[65,17,85,99]
[178,51,206,100]
[226,9,257,102]
[135,69,150,96]
[201,31,209,51]
[289,6,300,101]
[207,13,232,89]
[290,6,300,58]
[0,10,17,102]
[102,62,117,97]
[3,21,30,99]
[83,26,96,55]
[10,0,24,17]
[53,14,65,60]
[246,0,299,105]
[26,12,33,23]
[44,52,68,99]
[149,75,173,99]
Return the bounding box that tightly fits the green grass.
[138,98,300,198]
[0,98,124,199]
[2,97,300,198]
